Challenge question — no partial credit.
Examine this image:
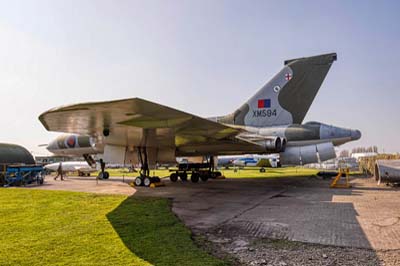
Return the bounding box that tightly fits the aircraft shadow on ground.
[106,197,171,265]
[106,196,223,266]
[109,177,382,264]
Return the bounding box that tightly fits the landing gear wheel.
[210,171,222,179]
[151,176,161,183]
[179,172,188,181]
[134,177,143,186]
[143,177,151,187]
[170,173,178,182]
[200,174,209,182]
[259,167,266,173]
[191,173,199,183]
[103,171,110,179]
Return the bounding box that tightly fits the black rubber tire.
[103,171,110,179]
[179,172,188,181]
[143,177,151,187]
[210,171,222,179]
[134,177,143,186]
[170,173,178,182]
[87,173,91,177]
[151,176,161,183]
[191,173,199,183]
[259,167,266,173]
[200,174,209,182]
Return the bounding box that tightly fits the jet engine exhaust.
[375,160,400,185]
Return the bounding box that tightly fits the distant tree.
[352,146,378,154]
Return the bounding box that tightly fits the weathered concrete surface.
[142,179,286,231]
[136,177,400,251]
[25,174,400,251]
[333,178,400,250]
[29,176,136,195]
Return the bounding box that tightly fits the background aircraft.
[44,161,97,177]
[39,53,361,186]
[232,154,279,168]
[217,154,279,168]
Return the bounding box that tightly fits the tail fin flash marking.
[257,99,271,108]
[228,53,336,128]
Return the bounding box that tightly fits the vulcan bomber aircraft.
[39,53,361,186]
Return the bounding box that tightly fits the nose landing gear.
[97,158,110,179]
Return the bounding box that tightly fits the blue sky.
[0,0,399,154]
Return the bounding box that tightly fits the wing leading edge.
[39,98,264,155]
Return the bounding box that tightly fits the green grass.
[97,167,318,179]
[96,166,363,180]
[72,166,360,180]
[0,189,226,266]
[220,167,319,179]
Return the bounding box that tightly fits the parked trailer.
[1,164,44,187]
[169,162,222,183]
[374,160,400,185]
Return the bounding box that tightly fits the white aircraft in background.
[232,154,279,168]
[44,161,97,177]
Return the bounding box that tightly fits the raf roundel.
[66,135,76,148]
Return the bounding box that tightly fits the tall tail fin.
[221,53,337,127]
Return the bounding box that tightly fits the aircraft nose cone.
[351,129,362,140]
[46,139,58,151]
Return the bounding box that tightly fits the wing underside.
[39,98,264,156]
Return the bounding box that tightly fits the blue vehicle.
[1,165,44,187]
[0,143,45,187]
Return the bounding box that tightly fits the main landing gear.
[169,156,222,183]
[133,147,161,187]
